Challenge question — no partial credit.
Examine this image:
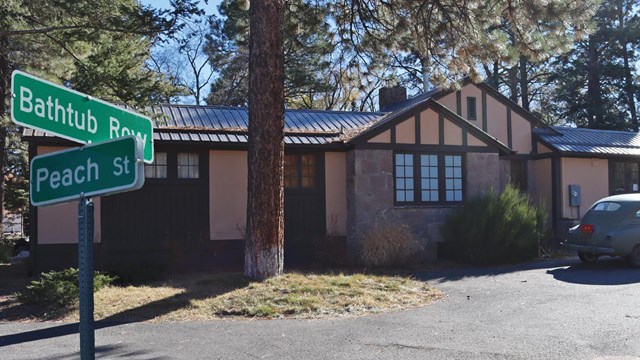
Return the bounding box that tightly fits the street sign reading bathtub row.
[11,70,150,207]
[11,70,154,163]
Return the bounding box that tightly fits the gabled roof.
[534,126,640,156]
[349,95,513,155]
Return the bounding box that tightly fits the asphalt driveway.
[1,256,639,359]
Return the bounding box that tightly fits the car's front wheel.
[627,245,640,268]
[578,251,599,264]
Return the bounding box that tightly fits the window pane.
[405,154,413,166]
[284,155,298,188]
[446,191,454,201]
[300,154,316,188]
[444,155,463,202]
[420,154,439,202]
[395,153,414,203]
[177,152,199,179]
[145,152,167,179]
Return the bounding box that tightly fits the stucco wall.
[486,96,509,146]
[561,157,609,219]
[325,152,347,235]
[443,120,463,145]
[396,117,415,144]
[36,146,101,244]
[420,109,439,145]
[209,150,247,240]
[460,84,483,122]
[511,112,532,154]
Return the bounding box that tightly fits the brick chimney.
[379,86,407,111]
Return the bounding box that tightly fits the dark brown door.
[283,153,325,264]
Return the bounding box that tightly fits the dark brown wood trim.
[456,91,462,116]
[28,142,38,276]
[507,108,513,148]
[551,156,562,233]
[392,151,466,206]
[390,124,397,144]
[357,143,498,153]
[481,90,488,131]
[462,128,468,147]
[439,113,445,145]
[415,114,421,144]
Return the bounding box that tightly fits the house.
[23,81,636,273]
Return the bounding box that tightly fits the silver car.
[563,193,640,267]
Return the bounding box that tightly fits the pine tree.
[0,0,200,233]
[548,0,639,130]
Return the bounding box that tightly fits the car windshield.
[592,202,622,212]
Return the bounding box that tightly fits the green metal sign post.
[78,196,94,360]
[30,136,145,207]
[11,70,154,163]
[15,71,149,360]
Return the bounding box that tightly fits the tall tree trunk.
[483,61,500,89]
[508,65,518,103]
[518,56,530,111]
[0,36,10,237]
[245,0,285,280]
[587,35,603,128]
[617,0,638,132]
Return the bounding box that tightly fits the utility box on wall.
[569,184,581,207]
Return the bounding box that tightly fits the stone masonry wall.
[346,150,502,263]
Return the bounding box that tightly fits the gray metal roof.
[535,126,640,156]
[23,104,385,146]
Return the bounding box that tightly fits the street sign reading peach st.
[30,136,145,207]
[11,70,154,163]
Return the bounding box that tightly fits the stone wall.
[346,149,501,263]
[467,152,502,197]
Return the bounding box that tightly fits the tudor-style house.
[24,80,640,273]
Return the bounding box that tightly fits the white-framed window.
[395,152,464,204]
[177,152,199,179]
[145,152,168,179]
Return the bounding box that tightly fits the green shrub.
[360,211,423,267]
[441,184,547,264]
[17,268,117,309]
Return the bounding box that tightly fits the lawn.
[0,270,442,322]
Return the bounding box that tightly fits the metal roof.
[23,104,385,146]
[535,126,640,156]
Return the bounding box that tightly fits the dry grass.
[2,271,442,322]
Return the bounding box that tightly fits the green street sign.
[30,136,145,207]
[11,70,154,163]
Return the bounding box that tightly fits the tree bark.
[0,36,10,237]
[587,35,603,128]
[245,0,285,280]
[518,56,530,111]
[617,0,638,132]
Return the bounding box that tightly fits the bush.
[441,184,546,264]
[360,211,423,267]
[17,268,117,309]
